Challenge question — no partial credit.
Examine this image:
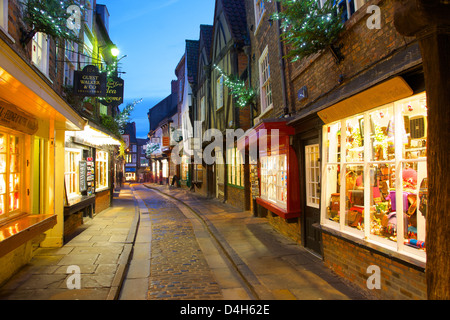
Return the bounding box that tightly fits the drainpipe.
[243,45,254,127]
[276,1,290,117]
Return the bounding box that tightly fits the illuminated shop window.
[0,133,22,220]
[227,147,244,187]
[260,154,288,209]
[322,92,428,259]
[65,149,81,199]
[181,155,189,181]
[96,150,109,190]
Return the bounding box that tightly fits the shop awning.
[317,76,414,124]
[68,122,122,147]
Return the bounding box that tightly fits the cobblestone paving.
[145,195,223,300]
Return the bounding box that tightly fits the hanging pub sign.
[73,65,107,97]
[0,101,38,135]
[100,77,125,107]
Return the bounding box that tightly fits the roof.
[220,0,248,45]
[147,93,178,132]
[124,122,137,143]
[200,25,214,62]
[186,40,199,84]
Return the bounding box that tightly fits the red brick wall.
[285,0,417,114]
[3,0,64,95]
[227,184,248,211]
[244,0,287,120]
[322,233,427,300]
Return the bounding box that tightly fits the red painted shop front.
[250,120,301,219]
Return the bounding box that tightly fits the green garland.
[115,99,142,134]
[21,0,82,44]
[270,0,344,62]
[214,65,256,109]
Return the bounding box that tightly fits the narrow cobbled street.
[119,184,368,301]
[145,190,222,300]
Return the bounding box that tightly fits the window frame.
[95,150,109,191]
[253,0,266,30]
[305,144,321,208]
[64,149,82,200]
[227,147,244,188]
[32,32,50,76]
[0,0,8,32]
[259,46,273,115]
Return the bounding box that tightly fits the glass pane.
[9,192,19,212]
[369,105,395,161]
[399,93,428,160]
[0,134,6,153]
[10,154,19,173]
[325,164,340,223]
[326,122,341,163]
[0,195,4,216]
[402,161,427,251]
[370,164,397,242]
[260,157,267,197]
[0,174,5,194]
[10,136,19,154]
[346,116,364,162]
[0,154,6,174]
[10,174,19,192]
[346,164,364,230]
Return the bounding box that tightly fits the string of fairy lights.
[213,64,256,109]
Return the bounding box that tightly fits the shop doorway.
[303,140,322,256]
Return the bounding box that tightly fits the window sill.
[0,214,57,257]
[95,186,110,193]
[254,105,274,125]
[256,197,299,219]
[227,183,244,190]
[0,26,15,44]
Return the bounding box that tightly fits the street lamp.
[111,47,120,57]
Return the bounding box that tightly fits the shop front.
[64,124,121,234]
[318,77,427,299]
[0,39,85,284]
[251,120,301,220]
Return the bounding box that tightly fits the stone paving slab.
[0,185,140,300]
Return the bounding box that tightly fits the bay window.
[260,154,288,210]
[322,92,428,260]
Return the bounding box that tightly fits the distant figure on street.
[118,171,123,188]
[171,175,180,187]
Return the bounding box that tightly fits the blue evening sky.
[104,0,216,138]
